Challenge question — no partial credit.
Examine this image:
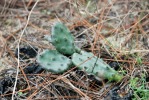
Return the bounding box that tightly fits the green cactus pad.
[72,51,123,81]
[37,50,72,73]
[50,22,80,55]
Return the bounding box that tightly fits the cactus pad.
[50,22,79,55]
[37,50,72,73]
[72,51,123,81]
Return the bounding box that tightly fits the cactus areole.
[37,50,72,73]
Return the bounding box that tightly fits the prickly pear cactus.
[50,22,80,55]
[37,50,72,73]
[72,51,123,81]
